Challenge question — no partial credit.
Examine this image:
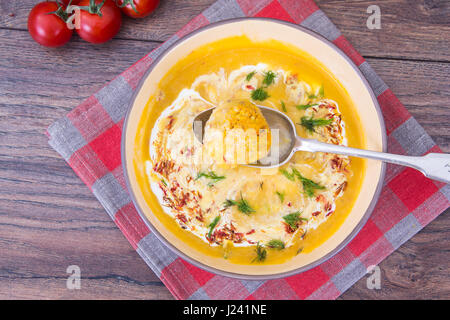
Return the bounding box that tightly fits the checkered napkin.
[47,0,450,300]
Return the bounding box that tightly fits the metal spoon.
[193,104,450,184]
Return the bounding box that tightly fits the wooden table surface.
[0,0,449,300]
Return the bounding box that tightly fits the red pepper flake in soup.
[176,214,188,224]
[284,222,296,234]
[316,194,325,203]
[234,232,244,243]
[166,116,175,130]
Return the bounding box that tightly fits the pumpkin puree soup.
[133,36,366,265]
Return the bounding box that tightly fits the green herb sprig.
[196,171,225,187]
[296,103,318,110]
[281,100,287,112]
[207,216,220,239]
[267,239,285,250]
[262,70,277,86]
[283,211,301,230]
[279,168,296,181]
[299,116,333,133]
[223,193,255,215]
[279,168,325,197]
[276,191,285,203]
[250,70,277,102]
[246,71,256,81]
[298,174,325,197]
[251,87,269,101]
[252,242,267,262]
[282,212,308,231]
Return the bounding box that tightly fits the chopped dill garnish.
[223,199,237,207]
[281,100,287,112]
[296,103,318,110]
[250,70,275,101]
[236,198,255,215]
[207,216,220,239]
[282,212,304,230]
[252,242,267,262]
[262,70,276,86]
[223,193,255,215]
[279,168,296,181]
[276,191,285,203]
[251,87,269,101]
[161,180,167,186]
[299,116,333,133]
[267,239,285,250]
[246,71,256,81]
[292,169,325,197]
[282,167,324,197]
[196,171,225,186]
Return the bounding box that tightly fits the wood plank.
[1,0,449,62]
[2,278,173,300]
[366,57,450,151]
[319,0,450,62]
[0,29,159,114]
[0,29,448,299]
[0,29,171,299]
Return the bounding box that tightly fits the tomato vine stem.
[78,0,107,17]
[116,0,139,14]
[46,2,70,22]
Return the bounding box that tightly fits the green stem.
[78,0,106,16]
[116,0,138,14]
[47,2,69,22]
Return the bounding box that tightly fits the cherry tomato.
[116,0,159,19]
[76,0,122,44]
[59,0,81,5]
[28,1,73,47]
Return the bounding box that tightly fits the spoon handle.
[295,137,450,184]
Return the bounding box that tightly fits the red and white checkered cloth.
[47,0,449,300]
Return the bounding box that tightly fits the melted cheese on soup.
[148,64,351,254]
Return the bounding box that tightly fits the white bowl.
[122,18,386,280]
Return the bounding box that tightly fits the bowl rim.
[121,17,387,280]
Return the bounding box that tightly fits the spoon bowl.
[193,102,450,183]
[193,104,296,168]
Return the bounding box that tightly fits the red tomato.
[117,0,159,18]
[76,0,122,44]
[59,0,81,5]
[28,2,73,47]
